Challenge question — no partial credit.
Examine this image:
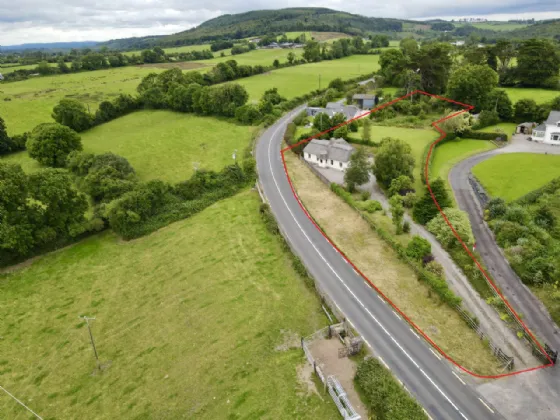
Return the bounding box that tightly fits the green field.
[1,110,254,182]
[503,87,560,105]
[0,63,58,74]
[0,191,335,419]
[239,54,381,100]
[123,43,217,57]
[0,66,166,135]
[456,22,529,31]
[200,48,302,66]
[472,153,560,201]
[431,139,495,181]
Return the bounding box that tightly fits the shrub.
[426,261,445,278]
[402,220,411,233]
[427,207,474,248]
[360,191,370,201]
[357,200,382,213]
[52,98,93,132]
[413,178,451,225]
[475,110,500,129]
[406,235,432,261]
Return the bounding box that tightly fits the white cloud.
[0,1,559,45]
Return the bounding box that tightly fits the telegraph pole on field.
[79,316,100,370]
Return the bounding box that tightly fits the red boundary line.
[280,90,554,378]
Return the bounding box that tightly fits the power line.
[0,385,44,420]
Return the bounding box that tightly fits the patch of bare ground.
[284,152,503,376]
[275,329,300,351]
[311,32,351,42]
[296,363,323,399]
[308,337,367,419]
[135,62,209,71]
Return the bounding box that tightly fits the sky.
[1,1,560,45]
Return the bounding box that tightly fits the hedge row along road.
[256,104,506,420]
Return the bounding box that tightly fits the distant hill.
[0,41,99,52]
[496,19,560,40]
[100,7,416,50]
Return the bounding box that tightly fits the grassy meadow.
[200,48,303,66]
[0,191,336,419]
[239,54,381,100]
[472,153,560,201]
[503,87,560,105]
[0,66,167,135]
[455,22,529,31]
[1,110,254,182]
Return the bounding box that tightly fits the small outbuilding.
[352,94,377,109]
[516,122,536,135]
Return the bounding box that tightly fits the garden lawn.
[430,139,496,182]
[0,191,335,420]
[238,54,381,100]
[0,66,167,135]
[478,122,518,135]
[502,88,560,105]
[0,110,255,183]
[472,153,560,201]
[368,125,438,193]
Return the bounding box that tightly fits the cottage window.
[308,153,311,158]
[552,134,560,142]
[320,159,323,163]
[330,160,334,165]
[339,162,342,168]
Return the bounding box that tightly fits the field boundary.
[280,90,554,379]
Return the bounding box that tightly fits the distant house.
[250,38,261,43]
[306,102,361,121]
[450,40,465,46]
[303,138,355,171]
[531,111,560,145]
[352,94,377,109]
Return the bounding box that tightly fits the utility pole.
[319,74,321,91]
[79,316,100,370]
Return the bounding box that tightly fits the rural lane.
[256,108,505,420]
[449,138,560,353]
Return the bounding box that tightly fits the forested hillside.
[100,7,411,50]
[499,19,560,40]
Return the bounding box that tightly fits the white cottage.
[303,138,355,171]
[531,111,560,145]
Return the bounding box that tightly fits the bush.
[413,178,451,225]
[355,358,428,420]
[425,261,445,278]
[427,207,474,248]
[406,235,432,261]
[475,110,500,129]
[402,220,411,233]
[52,98,93,132]
[459,130,508,141]
[357,200,382,213]
[360,191,370,201]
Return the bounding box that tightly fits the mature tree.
[156,68,185,93]
[57,59,70,74]
[0,116,10,154]
[344,148,370,192]
[398,69,422,96]
[333,125,349,140]
[447,64,499,111]
[486,90,513,121]
[380,49,408,85]
[463,47,488,66]
[287,51,296,64]
[273,59,280,68]
[303,40,321,62]
[372,137,415,189]
[431,22,455,31]
[517,39,560,88]
[514,98,539,122]
[82,153,137,202]
[27,123,82,167]
[313,112,331,133]
[427,207,474,248]
[140,87,167,109]
[389,175,414,197]
[390,195,405,234]
[492,40,517,74]
[94,101,118,124]
[52,98,92,132]
[328,78,345,92]
[415,43,453,94]
[28,169,88,242]
[413,178,452,224]
[35,61,54,75]
[400,38,418,57]
[0,163,34,255]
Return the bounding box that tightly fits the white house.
[303,138,355,171]
[306,102,361,121]
[531,111,560,145]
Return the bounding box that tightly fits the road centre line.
[266,120,468,420]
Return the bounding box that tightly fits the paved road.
[449,137,560,353]
[256,108,506,420]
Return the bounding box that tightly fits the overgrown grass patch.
[284,152,502,375]
[0,191,335,420]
